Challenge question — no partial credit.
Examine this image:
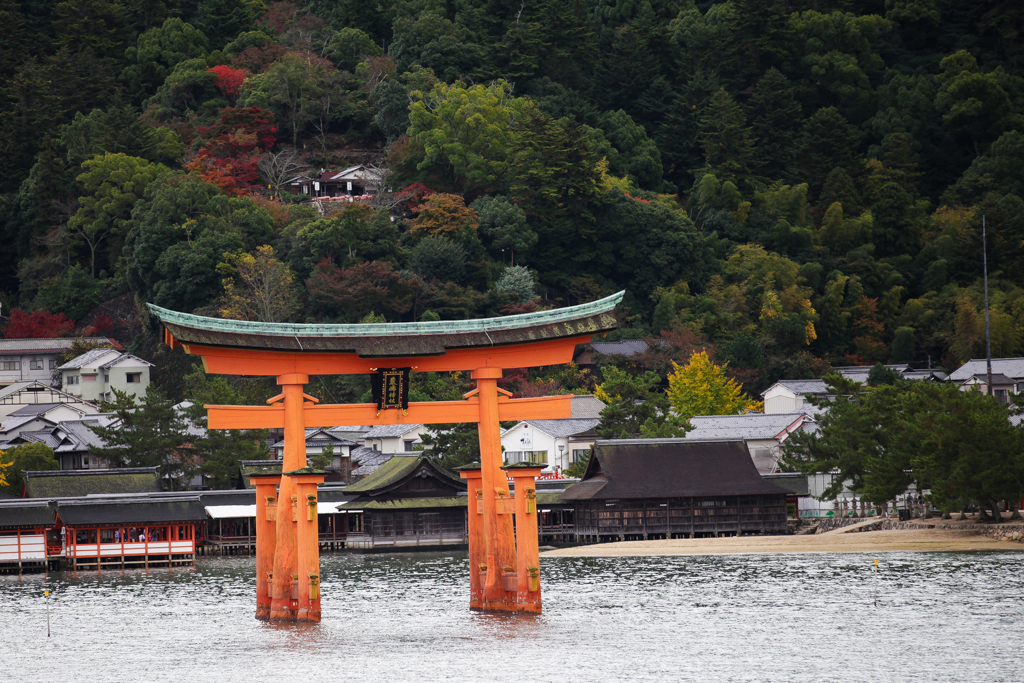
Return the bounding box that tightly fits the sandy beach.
[542,527,1024,557]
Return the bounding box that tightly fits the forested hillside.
[1,0,1022,397]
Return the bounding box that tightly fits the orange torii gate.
[148,293,622,621]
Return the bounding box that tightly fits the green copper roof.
[148,291,624,338]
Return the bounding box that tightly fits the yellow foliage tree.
[0,449,9,488]
[218,245,300,322]
[666,351,761,420]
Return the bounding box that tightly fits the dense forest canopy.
[1,0,1022,398]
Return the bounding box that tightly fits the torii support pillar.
[267,373,326,623]
[251,473,281,620]
[457,466,485,610]
[505,465,544,613]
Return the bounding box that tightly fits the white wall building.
[0,337,116,387]
[761,380,831,414]
[0,381,103,424]
[500,418,600,473]
[59,348,153,403]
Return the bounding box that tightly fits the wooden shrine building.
[338,455,468,551]
[147,291,624,620]
[563,439,789,541]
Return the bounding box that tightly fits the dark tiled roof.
[24,467,161,498]
[0,500,56,528]
[57,496,207,525]
[762,473,810,496]
[561,439,788,500]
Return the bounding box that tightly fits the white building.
[500,418,600,473]
[683,413,815,473]
[58,348,153,403]
[761,380,831,414]
[0,381,103,424]
[498,395,607,473]
[0,337,116,387]
[362,424,425,454]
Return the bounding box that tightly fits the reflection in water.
[2,551,1023,682]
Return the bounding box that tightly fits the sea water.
[1,551,1021,682]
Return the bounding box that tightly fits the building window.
[994,389,1008,404]
[0,361,20,371]
[82,374,97,382]
[30,359,42,370]
[504,450,548,465]
[571,449,590,464]
[404,440,416,451]
[126,373,141,383]
[103,373,109,383]
[49,360,57,369]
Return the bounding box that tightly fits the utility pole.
[983,215,992,395]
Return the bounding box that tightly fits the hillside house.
[0,337,117,388]
[498,395,607,473]
[949,358,1024,391]
[288,165,383,198]
[959,373,1016,404]
[58,348,153,403]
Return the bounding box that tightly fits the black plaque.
[371,367,411,412]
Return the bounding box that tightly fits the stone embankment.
[815,517,1024,543]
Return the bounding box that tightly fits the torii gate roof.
[148,291,624,357]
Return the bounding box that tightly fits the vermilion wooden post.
[472,367,517,611]
[252,474,281,620]
[270,374,308,620]
[506,466,544,613]
[457,465,484,609]
[292,474,326,622]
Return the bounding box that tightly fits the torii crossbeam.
[148,292,623,621]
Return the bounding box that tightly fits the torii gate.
[149,292,622,621]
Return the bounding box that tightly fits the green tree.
[240,52,334,146]
[934,50,1024,152]
[69,153,169,277]
[699,89,757,187]
[470,195,536,264]
[409,235,466,283]
[183,367,270,490]
[0,442,58,496]
[796,107,862,197]
[90,386,196,488]
[121,18,209,98]
[406,80,533,194]
[590,109,664,190]
[494,266,538,303]
[748,68,801,181]
[594,366,689,439]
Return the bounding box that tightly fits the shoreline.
[541,528,1024,557]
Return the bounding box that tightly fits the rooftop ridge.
[148,291,625,338]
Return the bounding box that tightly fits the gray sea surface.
[1,551,1022,682]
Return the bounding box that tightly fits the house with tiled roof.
[287,165,383,198]
[3,417,117,470]
[0,380,103,424]
[59,348,153,403]
[761,379,832,414]
[0,337,117,388]
[270,427,359,482]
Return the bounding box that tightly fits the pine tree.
[698,89,757,188]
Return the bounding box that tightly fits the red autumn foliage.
[498,368,566,398]
[3,310,75,339]
[185,107,277,196]
[79,313,113,338]
[208,65,247,99]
